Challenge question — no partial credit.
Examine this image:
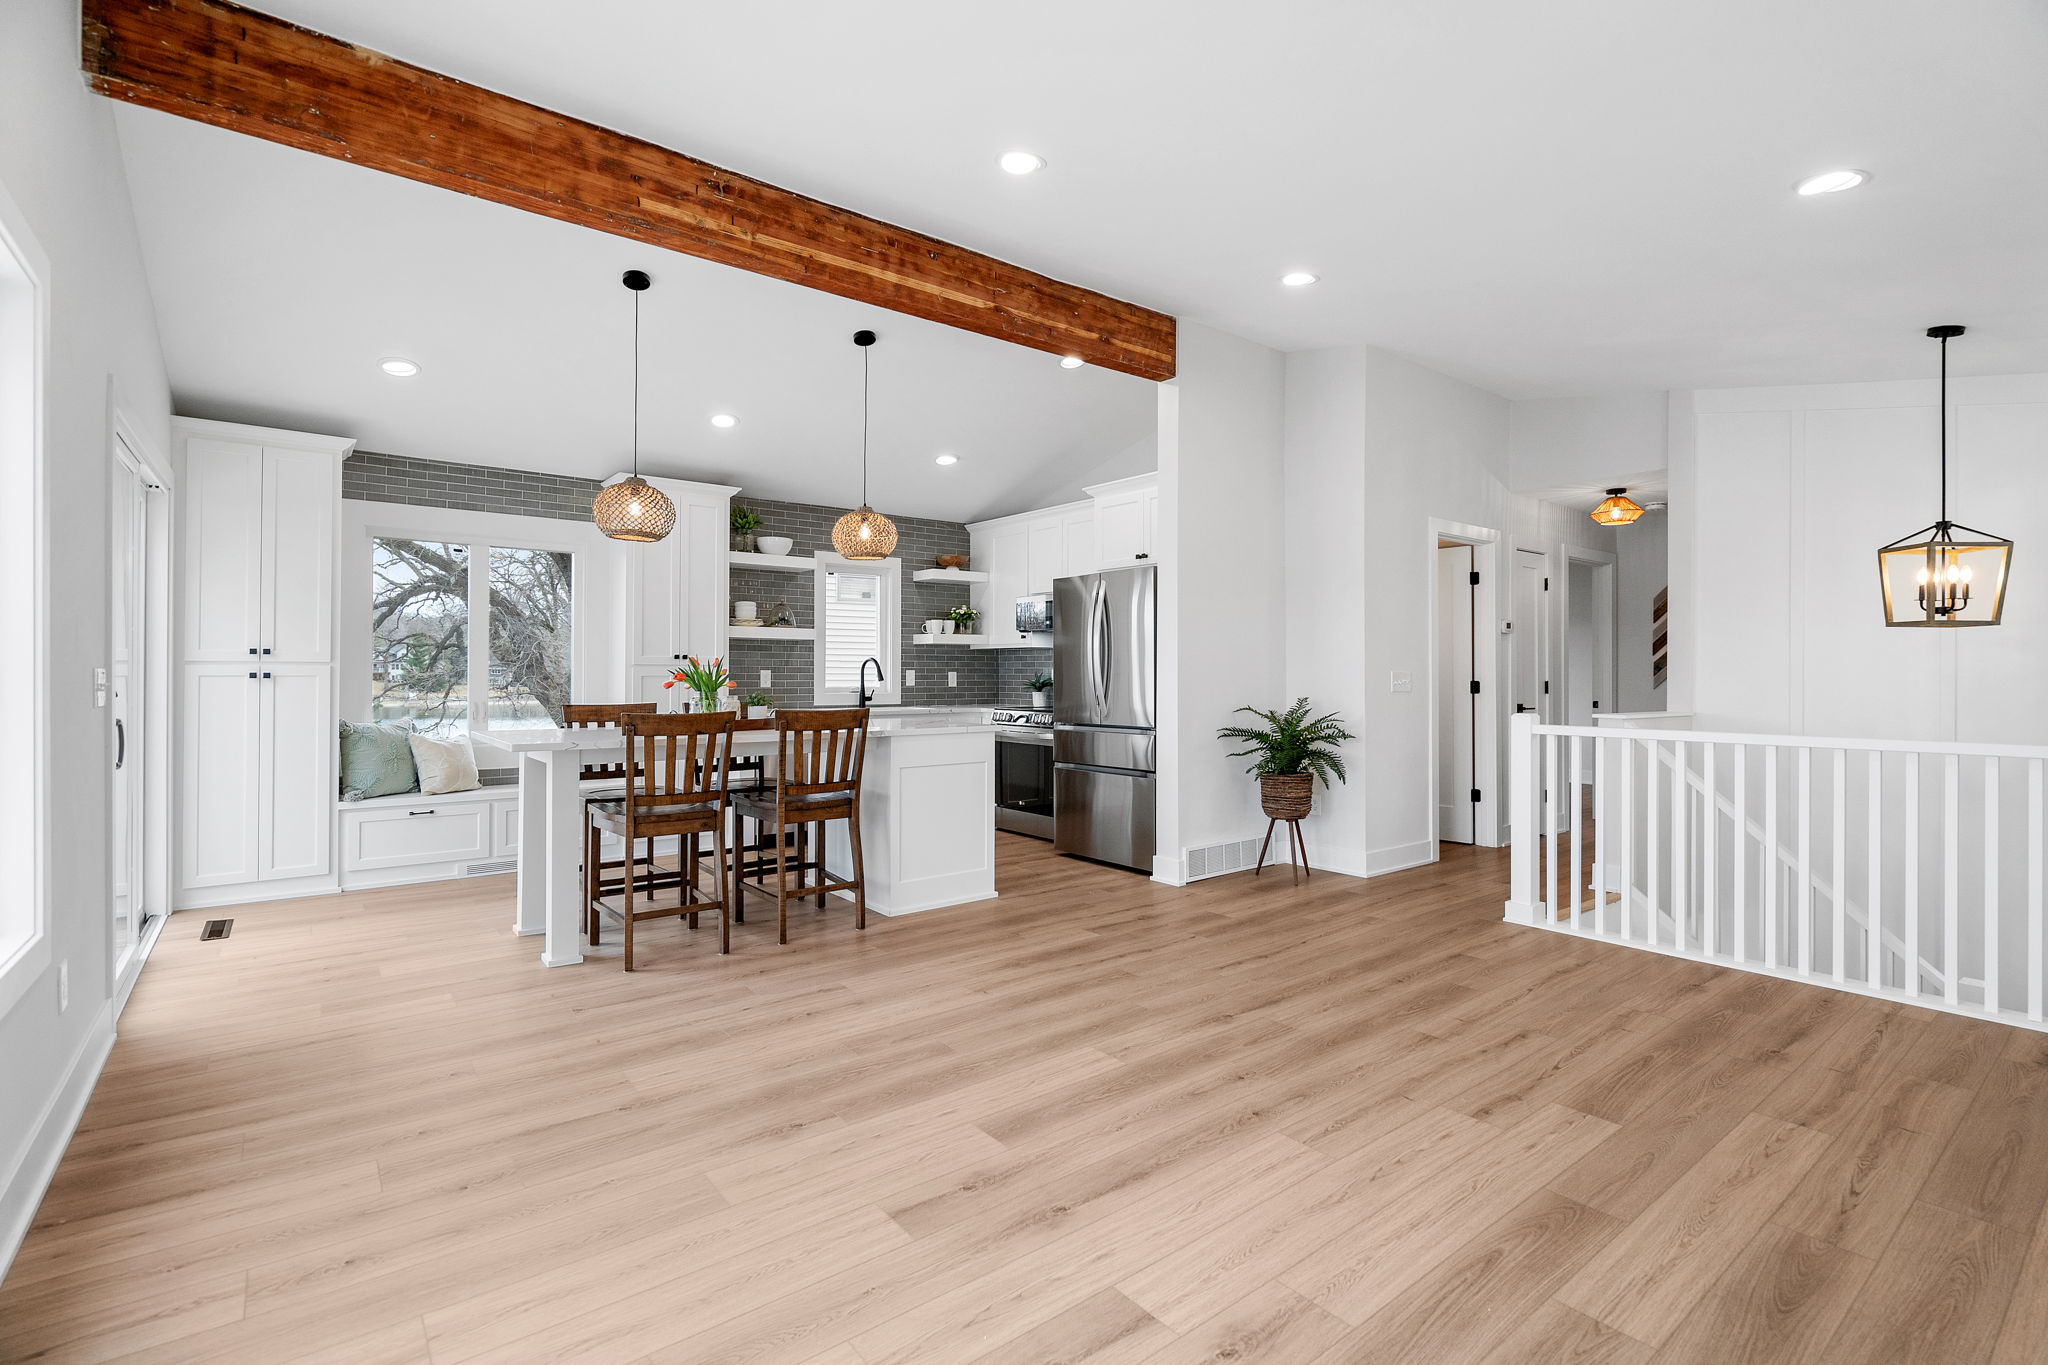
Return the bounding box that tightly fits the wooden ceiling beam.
[82,0,1176,380]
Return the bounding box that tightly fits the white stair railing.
[1505,713,2048,1031]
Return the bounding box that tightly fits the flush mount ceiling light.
[934,454,959,466]
[831,330,898,561]
[1058,355,1085,370]
[709,413,738,429]
[1796,168,1869,196]
[1279,271,1319,287]
[999,150,1046,175]
[1589,488,1646,526]
[1877,325,2011,627]
[379,357,419,377]
[590,270,677,543]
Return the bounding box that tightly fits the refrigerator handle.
[1092,579,1112,716]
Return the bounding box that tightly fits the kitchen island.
[471,712,997,966]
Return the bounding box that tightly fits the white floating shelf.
[729,551,815,571]
[728,625,814,640]
[913,633,988,645]
[911,567,989,584]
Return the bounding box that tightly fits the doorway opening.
[1427,520,1502,856]
[110,418,171,996]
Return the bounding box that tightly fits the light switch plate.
[1390,671,1412,693]
[759,670,772,687]
[947,672,958,687]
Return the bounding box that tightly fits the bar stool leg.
[622,821,638,971]
[848,806,867,931]
[775,816,790,946]
[587,818,602,945]
[714,814,731,955]
[815,820,828,909]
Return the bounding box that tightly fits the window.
[0,183,49,1018]
[368,535,573,732]
[814,553,900,705]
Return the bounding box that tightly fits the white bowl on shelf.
[756,536,794,556]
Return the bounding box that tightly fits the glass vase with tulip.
[665,655,730,714]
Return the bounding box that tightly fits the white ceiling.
[113,109,1159,524]
[217,0,2048,398]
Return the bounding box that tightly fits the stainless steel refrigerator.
[1052,564,1157,870]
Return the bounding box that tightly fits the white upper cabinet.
[1087,473,1160,569]
[615,475,737,668]
[181,422,352,663]
[966,499,1098,647]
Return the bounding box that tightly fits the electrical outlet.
[57,960,68,1012]
[759,670,772,687]
[1389,670,1412,693]
[904,669,916,687]
[947,672,958,687]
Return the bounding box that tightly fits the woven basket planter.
[1259,772,1314,821]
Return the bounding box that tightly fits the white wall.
[1615,506,1668,713]
[0,0,173,1270]
[1681,372,2048,743]
[1157,322,1287,878]
[1508,391,1668,495]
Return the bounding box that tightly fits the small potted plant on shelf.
[947,604,980,635]
[730,505,763,552]
[1028,673,1053,708]
[665,655,730,714]
[743,691,774,721]
[1216,697,1354,819]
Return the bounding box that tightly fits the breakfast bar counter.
[471,714,997,966]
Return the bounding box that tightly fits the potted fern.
[1217,698,1354,819]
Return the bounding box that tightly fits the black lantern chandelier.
[1876,325,2011,627]
[831,330,898,561]
[591,270,677,543]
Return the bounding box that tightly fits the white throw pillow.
[408,732,481,795]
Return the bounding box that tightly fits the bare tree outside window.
[488,545,572,727]
[371,538,469,733]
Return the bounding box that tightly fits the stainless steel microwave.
[1015,593,1053,634]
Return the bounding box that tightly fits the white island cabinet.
[471,715,996,967]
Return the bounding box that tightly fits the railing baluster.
[1547,731,1561,922]
[1945,753,1960,1009]
[1647,740,1663,948]
[1867,750,1882,991]
[1797,747,1813,976]
[1570,735,1585,932]
[1733,745,1748,966]
[1985,757,2000,1016]
[2030,757,2043,1024]
[1594,736,1609,937]
[1670,740,1689,951]
[1507,712,1537,922]
[1703,743,1719,959]
[1906,752,1921,999]
[1832,748,1847,984]
[1621,736,1636,942]
[1765,746,1780,971]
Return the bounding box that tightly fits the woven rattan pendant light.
[831,330,898,561]
[1589,488,1646,526]
[591,270,677,543]
[1876,325,2012,626]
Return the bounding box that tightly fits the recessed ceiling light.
[1795,169,1869,196]
[379,357,419,377]
[999,150,1046,176]
[709,413,738,428]
[1058,355,1085,369]
[934,454,958,466]
[1280,271,1319,288]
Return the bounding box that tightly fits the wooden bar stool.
[731,709,870,944]
[565,703,682,931]
[584,712,736,968]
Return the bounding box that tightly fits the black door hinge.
[1543,680,1551,694]
[1469,570,1480,586]
[1543,577,1550,590]
[1471,788,1482,804]
[1469,679,1481,695]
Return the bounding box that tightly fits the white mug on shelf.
[923,618,952,635]
[734,600,757,621]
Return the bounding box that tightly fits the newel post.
[1504,710,1542,924]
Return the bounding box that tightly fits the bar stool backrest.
[619,711,736,816]
[772,708,870,801]
[565,702,659,783]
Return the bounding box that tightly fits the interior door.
[1512,549,1549,722]
[1436,544,1475,844]
[110,447,147,973]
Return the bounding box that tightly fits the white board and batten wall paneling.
[617,474,739,704]
[966,472,1157,648]
[174,417,354,909]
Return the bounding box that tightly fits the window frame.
[812,552,901,706]
[0,178,51,1022]
[343,502,612,735]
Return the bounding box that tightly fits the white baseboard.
[1365,840,1437,877]
[0,1001,116,1281]
[175,875,340,911]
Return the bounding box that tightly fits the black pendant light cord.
[1938,329,1948,527]
[861,341,871,507]
[632,285,641,479]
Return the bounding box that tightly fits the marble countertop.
[471,713,997,753]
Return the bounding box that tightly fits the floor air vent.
[199,918,233,941]
[1185,838,1264,881]
[462,859,519,876]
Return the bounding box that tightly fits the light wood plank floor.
[7,835,2048,1363]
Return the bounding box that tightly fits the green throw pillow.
[339,720,420,801]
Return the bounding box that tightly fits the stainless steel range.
[991,707,1054,839]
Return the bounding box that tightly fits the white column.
[541,750,585,968]
[515,752,549,937]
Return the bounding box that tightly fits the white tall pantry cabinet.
[615,474,737,703]
[175,418,355,908]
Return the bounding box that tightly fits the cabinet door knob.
[262,647,272,654]
[247,671,258,679]
[261,672,272,679]
[249,647,259,655]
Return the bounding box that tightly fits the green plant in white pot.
[1216,698,1353,819]
[1028,672,1053,708]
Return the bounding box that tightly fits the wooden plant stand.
[1254,817,1311,884]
